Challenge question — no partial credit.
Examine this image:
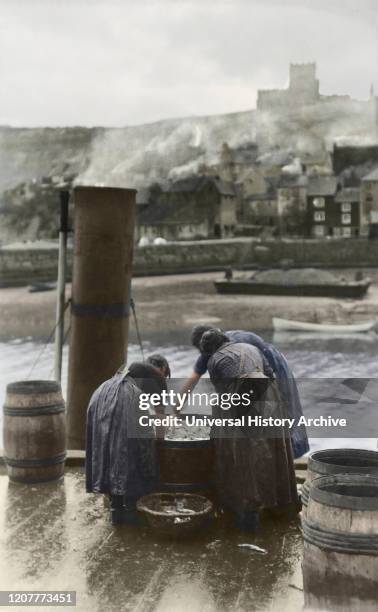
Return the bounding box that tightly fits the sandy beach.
[1,270,377,341]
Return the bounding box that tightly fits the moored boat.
[272,317,376,333]
[214,268,371,298]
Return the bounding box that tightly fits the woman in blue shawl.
[182,325,309,459]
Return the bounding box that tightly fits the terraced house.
[137,176,237,241]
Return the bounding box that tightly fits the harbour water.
[1,331,378,451]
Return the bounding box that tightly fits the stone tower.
[288,63,319,105]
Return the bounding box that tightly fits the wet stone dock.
[0,465,304,612]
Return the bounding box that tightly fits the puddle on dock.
[0,467,303,611]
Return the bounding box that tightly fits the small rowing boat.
[272,317,376,333]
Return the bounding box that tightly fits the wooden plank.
[0,449,85,467]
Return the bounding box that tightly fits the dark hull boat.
[214,279,371,298]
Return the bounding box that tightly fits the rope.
[130,297,144,361]
[27,299,70,380]
[48,323,71,379]
[28,297,143,379]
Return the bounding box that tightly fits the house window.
[314,211,325,222]
[313,197,325,208]
[314,225,325,237]
[341,202,352,213]
[342,227,351,237]
[342,214,351,225]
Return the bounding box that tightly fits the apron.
[209,343,299,513]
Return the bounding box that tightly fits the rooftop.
[257,150,294,167]
[362,167,378,182]
[167,176,235,197]
[227,144,259,165]
[278,175,307,189]
[246,193,276,202]
[339,161,378,187]
[335,188,360,203]
[307,176,338,197]
[138,197,209,226]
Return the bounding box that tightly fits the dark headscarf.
[126,362,167,394]
[146,354,171,378]
[191,324,217,349]
[200,329,229,356]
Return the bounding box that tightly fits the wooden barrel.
[302,474,378,611]
[3,380,66,483]
[158,438,214,496]
[301,448,378,518]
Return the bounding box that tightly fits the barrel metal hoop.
[308,449,378,476]
[8,474,64,484]
[3,403,65,417]
[71,301,130,319]
[310,478,378,511]
[6,380,61,395]
[302,519,378,555]
[4,452,66,468]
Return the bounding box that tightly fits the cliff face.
[0,126,96,194]
[1,95,374,200]
[78,111,255,187]
[0,110,256,196]
[0,111,255,241]
[257,99,376,153]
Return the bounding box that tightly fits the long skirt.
[214,433,298,514]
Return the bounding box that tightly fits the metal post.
[67,186,136,449]
[54,190,69,382]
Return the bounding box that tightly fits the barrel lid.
[308,448,378,475]
[309,474,378,511]
[6,380,61,395]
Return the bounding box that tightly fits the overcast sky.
[1,0,377,127]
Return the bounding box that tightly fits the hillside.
[0,126,96,194]
[0,110,255,196]
[1,86,376,244]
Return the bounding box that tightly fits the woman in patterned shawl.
[200,330,299,531]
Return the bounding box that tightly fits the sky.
[1,0,377,127]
